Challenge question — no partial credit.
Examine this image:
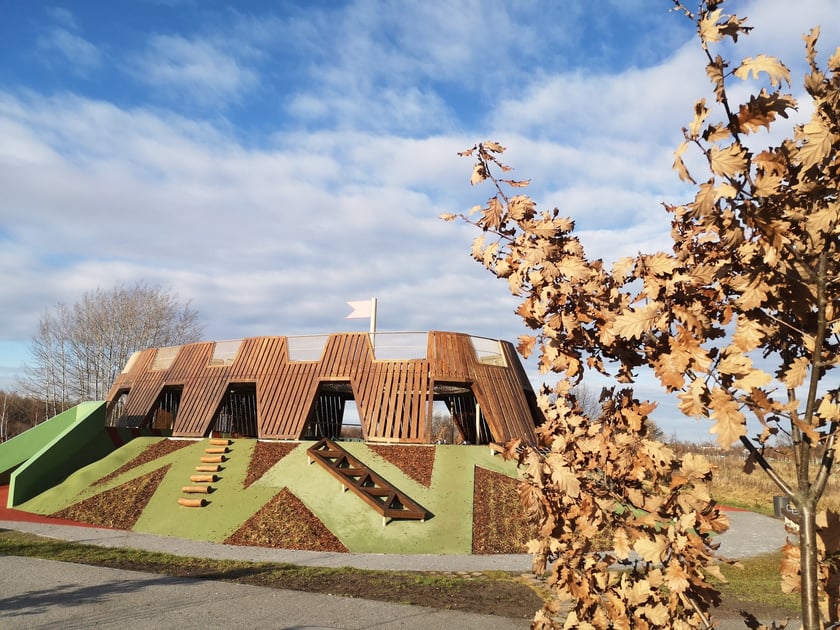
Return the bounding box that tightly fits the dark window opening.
[301,381,356,441]
[144,386,182,430]
[208,383,258,438]
[433,383,494,445]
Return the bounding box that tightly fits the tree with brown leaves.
[445,1,840,627]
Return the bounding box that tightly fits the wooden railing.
[306,438,427,525]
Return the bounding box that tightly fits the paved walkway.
[0,509,794,629]
[0,508,790,570]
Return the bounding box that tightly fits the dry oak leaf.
[481,196,504,230]
[733,275,771,310]
[501,178,530,188]
[733,316,766,351]
[680,451,712,479]
[689,98,710,138]
[508,195,535,221]
[779,542,801,594]
[703,562,729,584]
[754,171,783,197]
[678,379,708,418]
[643,602,671,626]
[691,181,717,217]
[517,335,536,359]
[792,415,822,444]
[753,148,787,176]
[555,257,593,281]
[523,451,544,486]
[710,142,749,177]
[709,387,747,447]
[640,252,679,276]
[469,161,487,185]
[611,256,636,281]
[613,528,632,560]
[817,396,840,423]
[782,355,811,389]
[717,350,752,376]
[698,8,725,43]
[633,534,668,564]
[733,55,791,87]
[481,241,500,267]
[806,204,840,237]
[737,90,795,133]
[612,302,662,340]
[674,140,694,184]
[482,141,505,153]
[623,577,654,606]
[706,55,727,102]
[733,367,773,391]
[795,120,833,170]
[545,453,581,498]
[470,235,485,260]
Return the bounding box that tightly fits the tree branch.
[739,435,795,497]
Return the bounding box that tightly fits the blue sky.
[2,0,839,442]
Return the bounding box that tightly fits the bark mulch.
[242,441,298,489]
[94,439,192,486]
[224,487,348,552]
[367,444,435,487]
[472,466,535,554]
[51,465,171,530]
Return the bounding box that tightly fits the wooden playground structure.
[105,331,540,446]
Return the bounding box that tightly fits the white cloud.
[0,90,522,352]
[37,27,103,76]
[130,34,258,106]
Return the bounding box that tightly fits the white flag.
[346,300,372,319]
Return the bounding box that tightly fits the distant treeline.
[0,390,72,442]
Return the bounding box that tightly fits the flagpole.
[369,298,377,336]
[369,298,377,352]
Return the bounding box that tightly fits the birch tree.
[24,283,203,414]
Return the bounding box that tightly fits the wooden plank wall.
[105,331,538,444]
[105,348,165,425]
[429,332,537,447]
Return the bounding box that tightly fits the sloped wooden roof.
[105,331,539,445]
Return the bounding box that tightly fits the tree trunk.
[799,499,822,629]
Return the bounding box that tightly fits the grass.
[0,529,543,619]
[707,451,840,515]
[715,552,801,614]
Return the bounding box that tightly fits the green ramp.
[0,405,84,484]
[7,401,117,507]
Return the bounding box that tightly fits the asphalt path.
[0,509,794,629]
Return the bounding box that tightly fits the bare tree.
[23,283,203,414]
[0,391,7,442]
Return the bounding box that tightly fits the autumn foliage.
[446,1,840,627]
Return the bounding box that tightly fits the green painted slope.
[0,405,85,482]
[16,439,520,555]
[7,402,112,506]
